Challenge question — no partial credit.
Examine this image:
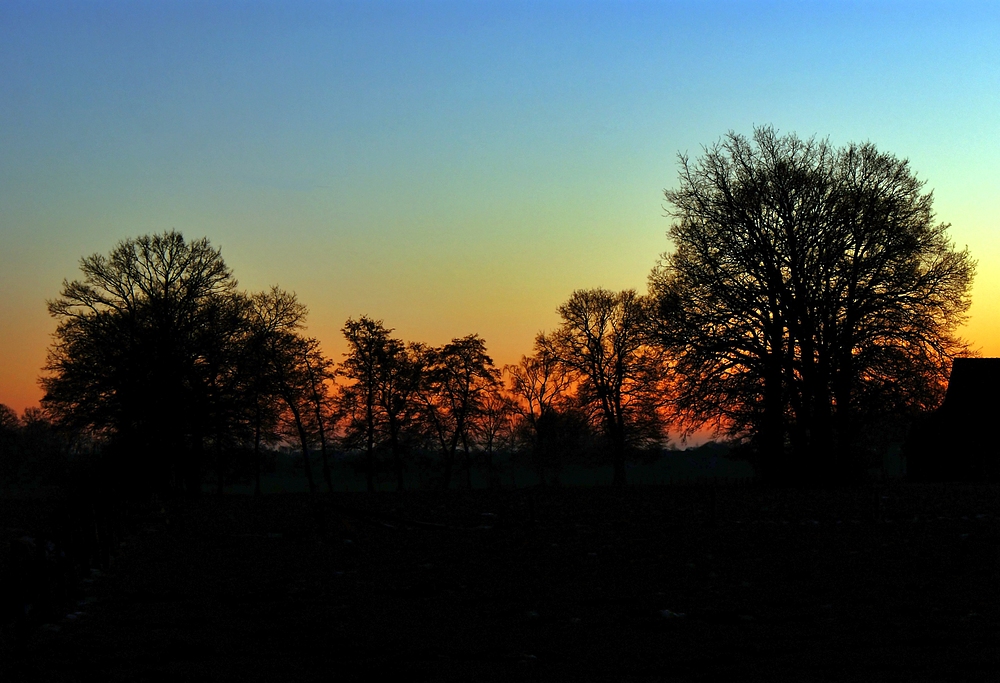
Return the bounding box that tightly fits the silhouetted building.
[906,358,1000,481]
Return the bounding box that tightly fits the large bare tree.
[42,232,239,495]
[650,126,975,482]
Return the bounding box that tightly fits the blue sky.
[2,0,998,412]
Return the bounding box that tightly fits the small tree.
[421,335,499,490]
[300,336,336,493]
[470,387,516,489]
[542,289,668,487]
[376,340,427,491]
[338,316,394,493]
[505,345,576,486]
[270,331,327,495]
[243,287,308,495]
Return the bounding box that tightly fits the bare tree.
[421,335,499,490]
[470,387,516,489]
[244,287,308,496]
[541,289,668,487]
[269,331,329,496]
[338,316,394,493]
[300,336,336,493]
[376,340,427,491]
[505,345,575,486]
[650,126,975,482]
[41,232,239,495]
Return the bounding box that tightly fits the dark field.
[4,484,999,681]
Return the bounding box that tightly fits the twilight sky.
[2,0,999,414]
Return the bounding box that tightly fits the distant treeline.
[11,127,974,493]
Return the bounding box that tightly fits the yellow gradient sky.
[2,1,999,415]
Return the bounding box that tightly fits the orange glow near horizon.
[2,3,999,427]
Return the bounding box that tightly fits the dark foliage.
[651,127,975,483]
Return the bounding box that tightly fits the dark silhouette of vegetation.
[540,288,670,487]
[650,127,975,483]
[8,126,994,683]
[506,344,585,486]
[375,339,428,492]
[22,127,980,494]
[41,232,241,495]
[470,388,515,489]
[337,317,428,492]
[0,404,73,486]
[0,404,22,484]
[38,233,334,497]
[421,335,500,490]
[338,316,396,493]
[243,287,308,496]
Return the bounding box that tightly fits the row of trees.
[32,127,975,490]
[338,288,671,492]
[35,233,669,495]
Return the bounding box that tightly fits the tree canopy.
[27,126,981,492]
[540,288,669,486]
[41,232,241,493]
[39,233,337,496]
[649,126,975,482]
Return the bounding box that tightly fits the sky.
[1,0,999,416]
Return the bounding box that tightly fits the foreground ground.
[4,483,999,681]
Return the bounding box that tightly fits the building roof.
[941,357,1000,412]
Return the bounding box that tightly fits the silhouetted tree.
[541,289,668,487]
[0,405,21,485]
[470,386,516,489]
[338,316,394,493]
[421,335,499,490]
[376,340,427,491]
[269,330,329,495]
[41,232,240,495]
[505,346,576,486]
[650,126,975,482]
[300,336,337,493]
[243,287,308,495]
[18,408,71,484]
[200,293,257,496]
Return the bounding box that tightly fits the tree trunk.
[215,415,225,496]
[187,435,204,499]
[611,434,627,488]
[365,401,376,493]
[304,354,334,494]
[314,408,332,494]
[762,348,786,484]
[462,433,473,490]
[442,437,459,491]
[253,402,262,497]
[215,442,224,496]
[485,440,496,490]
[287,400,315,495]
[606,401,627,488]
[389,423,404,492]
